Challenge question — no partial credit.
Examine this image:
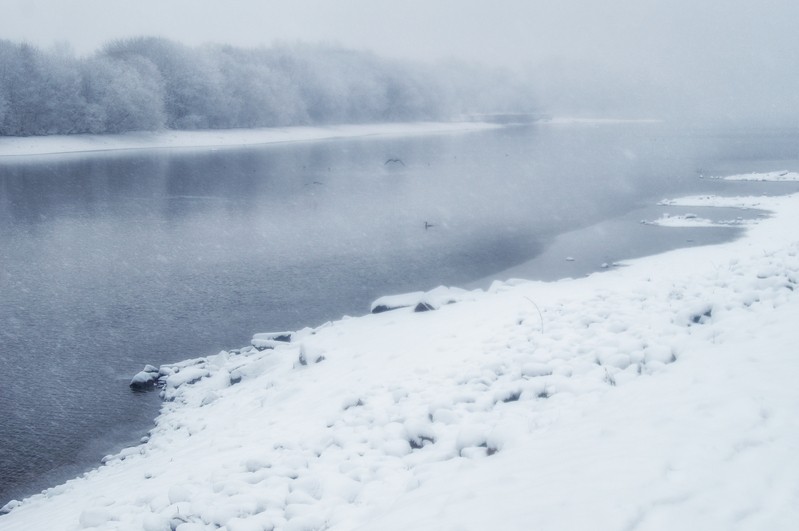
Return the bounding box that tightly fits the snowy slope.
[2,189,798,530]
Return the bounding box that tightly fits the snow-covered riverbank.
[3,183,799,530]
[0,122,500,158]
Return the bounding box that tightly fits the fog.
[1,0,799,124]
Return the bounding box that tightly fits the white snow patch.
[641,213,756,228]
[709,170,799,181]
[658,195,769,209]
[542,117,663,125]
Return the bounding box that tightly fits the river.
[1,122,798,504]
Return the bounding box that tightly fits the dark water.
[1,123,798,504]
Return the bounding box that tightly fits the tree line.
[0,37,533,136]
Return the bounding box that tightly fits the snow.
[370,287,477,314]
[2,183,799,530]
[657,195,769,209]
[0,122,500,158]
[542,117,664,125]
[641,213,755,228]
[129,370,158,388]
[708,170,799,182]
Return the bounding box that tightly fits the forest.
[0,37,533,136]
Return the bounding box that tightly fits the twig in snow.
[522,296,545,334]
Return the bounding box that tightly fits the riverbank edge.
[2,189,798,529]
[0,121,501,158]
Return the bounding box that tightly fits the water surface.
[2,123,798,504]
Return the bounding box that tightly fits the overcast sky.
[2,0,799,121]
[1,0,793,68]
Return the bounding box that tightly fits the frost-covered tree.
[210,45,307,127]
[0,42,85,135]
[102,38,229,129]
[80,56,166,133]
[0,42,41,135]
[0,37,535,136]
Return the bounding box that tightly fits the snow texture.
[2,185,799,530]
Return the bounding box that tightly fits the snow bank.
[542,117,663,125]
[0,122,500,158]
[708,170,799,182]
[658,195,770,209]
[2,185,799,530]
[641,212,756,228]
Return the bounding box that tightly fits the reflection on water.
[1,123,798,504]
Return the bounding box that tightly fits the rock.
[298,344,325,366]
[371,287,475,314]
[370,291,425,313]
[164,367,209,389]
[252,331,293,350]
[0,499,21,515]
[129,370,159,390]
[251,339,281,351]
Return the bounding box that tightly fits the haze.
[2,0,799,123]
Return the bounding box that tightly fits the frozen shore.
[0,122,500,158]
[2,184,799,530]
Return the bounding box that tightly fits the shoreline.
[3,186,798,529]
[0,121,501,158]
[0,116,670,158]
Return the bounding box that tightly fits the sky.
[2,0,799,122]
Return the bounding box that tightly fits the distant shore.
[0,117,668,158]
[0,122,502,158]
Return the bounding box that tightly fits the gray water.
[1,123,798,505]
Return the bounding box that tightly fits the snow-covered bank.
[542,117,663,125]
[708,170,799,182]
[0,122,500,158]
[640,212,756,228]
[3,187,799,530]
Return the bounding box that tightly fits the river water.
[1,122,798,504]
